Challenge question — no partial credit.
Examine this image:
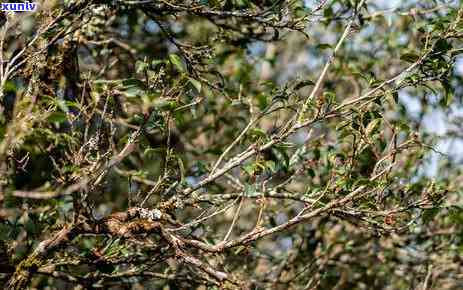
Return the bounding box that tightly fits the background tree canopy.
[0,0,463,289]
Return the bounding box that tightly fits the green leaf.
[307,168,315,178]
[422,208,439,224]
[169,54,186,72]
[440,80,453,106]
[119,78,147,97]
[434,39,451,53]
[323,91,336,103]
[272,145,290,171]
[244,183,257,196]
[400,52,420,63]
[47,112,68,123]
[135,60,148,74]
[243,163,256,176]
[145,111,164,132]
[151,59,165,67]
[317,43,332,50]
[188,78,202,93]
[385,91,398,106]
[234,246,247,255]
[177,156,185,183]
[121,78,146,88]
[256,93,269,110]
[294,80,315,90]
[248,128,267,139]
[365,119,381,136]
[265,160,276,173]
[448,206,463,224]
[153,99,178,111]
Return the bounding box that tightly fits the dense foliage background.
[1,0,463,289]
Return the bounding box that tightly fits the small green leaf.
[234,246,247,255]
[422,208,439,224]
[244,183,257,196]
[135,60,148,74]
[47,112,68,123]
[256,93,269,110]
[188,78,202,93]
[365,119,381,136]
[317,43,332,50]
[243,164,256,176]
[400,52,420,63]
[440,80,453,106]
[265,160,276,173]
[169,54,186,72]
[248,128,267,139]
[121,78,146,88]
[385,91,398,106]
[151,59,165,67]
[177,156,185,183]
[153,99,178,111]
[323,91,336,103]
[434,39,451,53]
[307,168,315,178]
[294,80,315,90]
